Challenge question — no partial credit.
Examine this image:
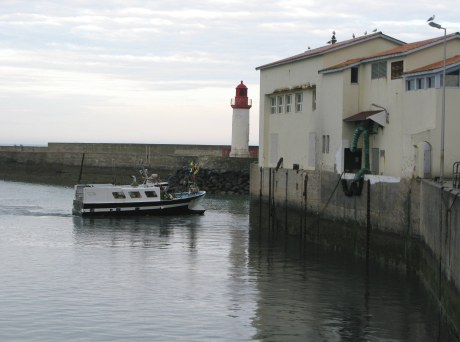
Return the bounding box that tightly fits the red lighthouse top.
[231,81,252,109]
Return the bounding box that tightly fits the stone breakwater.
[0,143,255,193]
[167,167,250,194]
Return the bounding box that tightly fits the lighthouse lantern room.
[230,81,252,158]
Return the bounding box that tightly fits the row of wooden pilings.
[258,166,373,265]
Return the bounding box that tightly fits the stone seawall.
[249,163,460,336]
[0,143,256,193]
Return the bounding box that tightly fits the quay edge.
[250,162,460,337]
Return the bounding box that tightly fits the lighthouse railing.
[231,98,252,106]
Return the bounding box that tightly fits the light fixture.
[371,103,389,124]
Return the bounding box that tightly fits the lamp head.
[429,21,442,29]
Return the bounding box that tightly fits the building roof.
[344,110,387,127]
[255,32,405,71]
[320,33,460,74]
[343,110,383,122]
[404,55,460,76]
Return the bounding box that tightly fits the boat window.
[112,191,126,199]
[129,191,142,199]
[145,191,158,198]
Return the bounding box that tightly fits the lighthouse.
[230,81,252,158]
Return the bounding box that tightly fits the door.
[344,148,362,173]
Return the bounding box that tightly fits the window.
[129,191,142,199]
[295,93,303,112]
[285,94,292,113]
[391,61,403,79]
[371,61,387,79]
[145,191,158,198]
[427,76,435,88]
[112,191,126,199]
[351,67,359,83]
[417,78,425,90]
[445,70,460,87]
[312,89,317,111]
[277,95,284,114]
[406,79,415,91]
[270,97,276,114]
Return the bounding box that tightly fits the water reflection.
[72,215,202,250]
[247,225,456,341]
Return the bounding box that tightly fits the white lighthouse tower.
[230,81,252,158]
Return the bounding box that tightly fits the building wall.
[325,39,460,179]
[319,72,344,173]
[258,57,322,169]
[344,58,406,177]
[258,37,403,170]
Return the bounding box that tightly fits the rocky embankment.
[167,167,249,194]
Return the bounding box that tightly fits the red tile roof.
[320,33,460,73]
[343,110,383,122]
[256,32,404,70]
[404,55,460,75]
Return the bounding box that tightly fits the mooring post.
[268,168,272,233]
[285,170,288,233]
[77,153,85,184]
[303,174,308,240]
[259,167,263,227]
[366,179,371,264]
[271,168,276,232]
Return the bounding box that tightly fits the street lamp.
[428,17,447,183]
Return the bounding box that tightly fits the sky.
[1,0,459,146]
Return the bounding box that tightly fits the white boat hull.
[72,183,206,217]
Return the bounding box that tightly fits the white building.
[256,32,460,179]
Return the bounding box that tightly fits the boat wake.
[0,205,72,218]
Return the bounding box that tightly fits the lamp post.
[428,18,447,183]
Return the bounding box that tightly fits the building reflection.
[247,200,453,341]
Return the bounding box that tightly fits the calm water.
[0,180,455,341]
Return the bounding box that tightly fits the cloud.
[1,0,460,146]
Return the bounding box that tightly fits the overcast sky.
[1,0,459,146]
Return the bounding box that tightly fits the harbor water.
[0,180,455,341]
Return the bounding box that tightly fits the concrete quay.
[250,163,460,337]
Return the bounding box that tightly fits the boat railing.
[188,182,200,194]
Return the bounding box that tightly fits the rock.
[167,167,250,194]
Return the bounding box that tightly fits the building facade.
[256,32,460,179]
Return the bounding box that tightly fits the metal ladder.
[453,162,460,188]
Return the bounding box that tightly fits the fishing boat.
[72,169,205,217]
